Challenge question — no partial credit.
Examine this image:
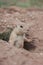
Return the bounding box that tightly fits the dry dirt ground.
[0,6,43,65]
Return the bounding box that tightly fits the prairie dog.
[9,24,26,48]
[9,24,32,48]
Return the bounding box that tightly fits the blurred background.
[0,0,43,8]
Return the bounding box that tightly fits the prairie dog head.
[15,24,26,35]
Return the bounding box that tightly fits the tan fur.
[9,23,33,48]
[9,24,26,48]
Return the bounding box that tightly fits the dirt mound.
[0,6,43,65]
[0,40,43,65]
[0,7,43,52]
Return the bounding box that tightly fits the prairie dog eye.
[20,25,23,28]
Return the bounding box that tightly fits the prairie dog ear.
[15,24,20,28]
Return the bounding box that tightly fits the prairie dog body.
[9,25,25,48]
[9,23,32,48]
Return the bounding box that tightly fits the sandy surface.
[0,6,43,65]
